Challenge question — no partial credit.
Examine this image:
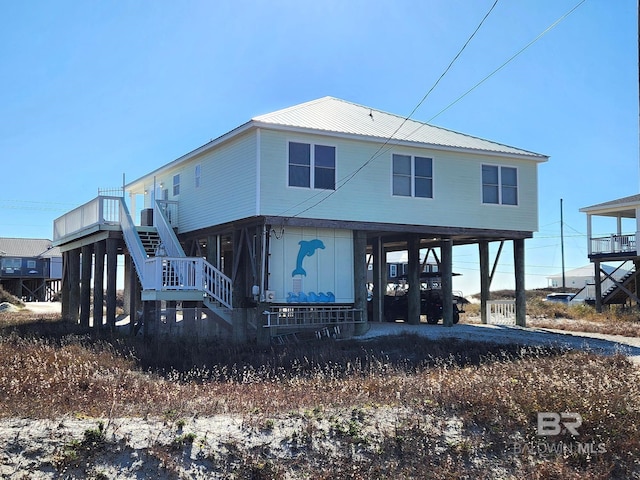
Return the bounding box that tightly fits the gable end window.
[288,142,335,190]
[195,164,201,188]
[482,165,517,205]
[392,154,433,198]
[173,174,181,196]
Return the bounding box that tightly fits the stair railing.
[202,259,232,309]
[119,199,150,289]
[142,256,232,309]
[154,200,185,258]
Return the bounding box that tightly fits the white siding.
[259,129,538,232]
[268,227,354,303]
[140,131,258,233]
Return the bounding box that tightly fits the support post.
[372,236,386,323]
[353,230,369,335]
[407,234,421,325]
[67,248,81,323]
[80,244,92,328]
[143,300,157,340]
[183,300,198,338]
[106,237,118,332]
[256,302,271,347]
[635,260,640,307]
[594,260,602,313]
[93,240,105,330]
[126,253,139,335]
[441,238,453,327]
[479,241,490,324]
[231,229,247,344]
[514,238,526,327]
[61,252,70,320]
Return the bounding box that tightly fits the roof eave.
[252,121,549,162]
[125,121,257,192]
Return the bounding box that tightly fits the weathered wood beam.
[106,237,118,332]
[407,234,421,325]
[80,244,92,328]
[514,239,526,327]
[479,241,490,324]
[93,240,105,330]
[441,238,453,327]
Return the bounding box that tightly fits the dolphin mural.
[292,239,325,276]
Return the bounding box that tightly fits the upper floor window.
[1,258,21,270]
[195,165,201,188]
[288,142,335,190]
[173,174,181,196]
[482,165,517,205]
[392,154,433,198]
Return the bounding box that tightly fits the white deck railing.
[143,257,232,309]
[589,234,636,255]
[486,300,516,325]
[53,196,121,241]
[55,195,233,310]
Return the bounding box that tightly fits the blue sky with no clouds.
[1,0,637,294]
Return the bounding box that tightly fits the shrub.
[0,285,23,307]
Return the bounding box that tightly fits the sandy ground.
[20,302,640,359]
[4,304,640,478]
[21,302,62,315]
[359,320,640,364]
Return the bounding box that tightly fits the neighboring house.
[546,264,620,289]
[0,238,62,301]
[580,194,640,309]
[53,96,548,342]
[367,262,439,283]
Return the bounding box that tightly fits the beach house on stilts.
[53,97,548,344]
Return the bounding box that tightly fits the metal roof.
[580,194,640,212]
[253,96,548,160]
[126,96,548,191]
[0,238,61,258]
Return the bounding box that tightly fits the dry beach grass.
[1,298,640,478]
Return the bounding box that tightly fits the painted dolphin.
[292,239,325,276]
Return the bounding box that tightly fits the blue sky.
[1,0,637,295]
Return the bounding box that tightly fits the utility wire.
[423,0,587,124]
[286,0,586,218]
[283,0,500,218]
[373,0,587,161]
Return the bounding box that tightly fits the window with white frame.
[288,142,335,190]
[392,154,433,198]
[482,165,517,205]
[195,164,201,188]
[173,174,180,196]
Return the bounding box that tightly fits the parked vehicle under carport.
[368,273,465,324]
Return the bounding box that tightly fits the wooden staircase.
[603,266,637,305]
[137,229,161,257]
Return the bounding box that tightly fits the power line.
[283,0,500,218]
[423,0,587,124]
[285,0,587,218]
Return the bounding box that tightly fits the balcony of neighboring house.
[580,194,640,260]
[580,194,640,310]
